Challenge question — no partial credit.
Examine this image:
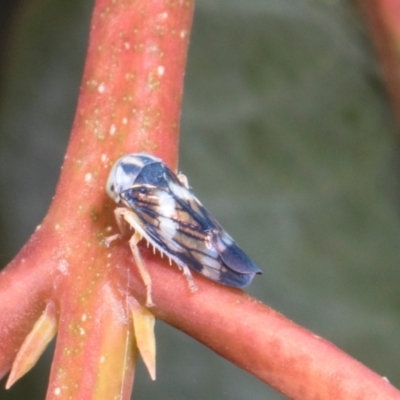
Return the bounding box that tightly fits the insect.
[105,153,262,307]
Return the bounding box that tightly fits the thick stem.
[45,1,193,399]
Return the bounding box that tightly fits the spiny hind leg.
[178,264,197,292]
[105,208,153,307]
[129,231,154,308]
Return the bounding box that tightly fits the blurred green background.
[1,0,399,399]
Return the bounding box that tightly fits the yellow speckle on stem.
[125,72,136,81]
[147,70,161,90]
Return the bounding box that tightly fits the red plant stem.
[360,0,400,129]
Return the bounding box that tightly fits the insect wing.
[120,173,261,287]
[215,233,260,273]
[121,183,220,272]
[167,181,262,286]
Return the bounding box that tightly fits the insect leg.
[114,207,132,236]
[104,233,121,247]
[104,207,132,246]
[179,264,197,292]
[129,231,154,308]
[177,173,190,189]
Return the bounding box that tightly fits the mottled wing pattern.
[120,169,261,287]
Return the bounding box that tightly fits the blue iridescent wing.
[120,167,261,288]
